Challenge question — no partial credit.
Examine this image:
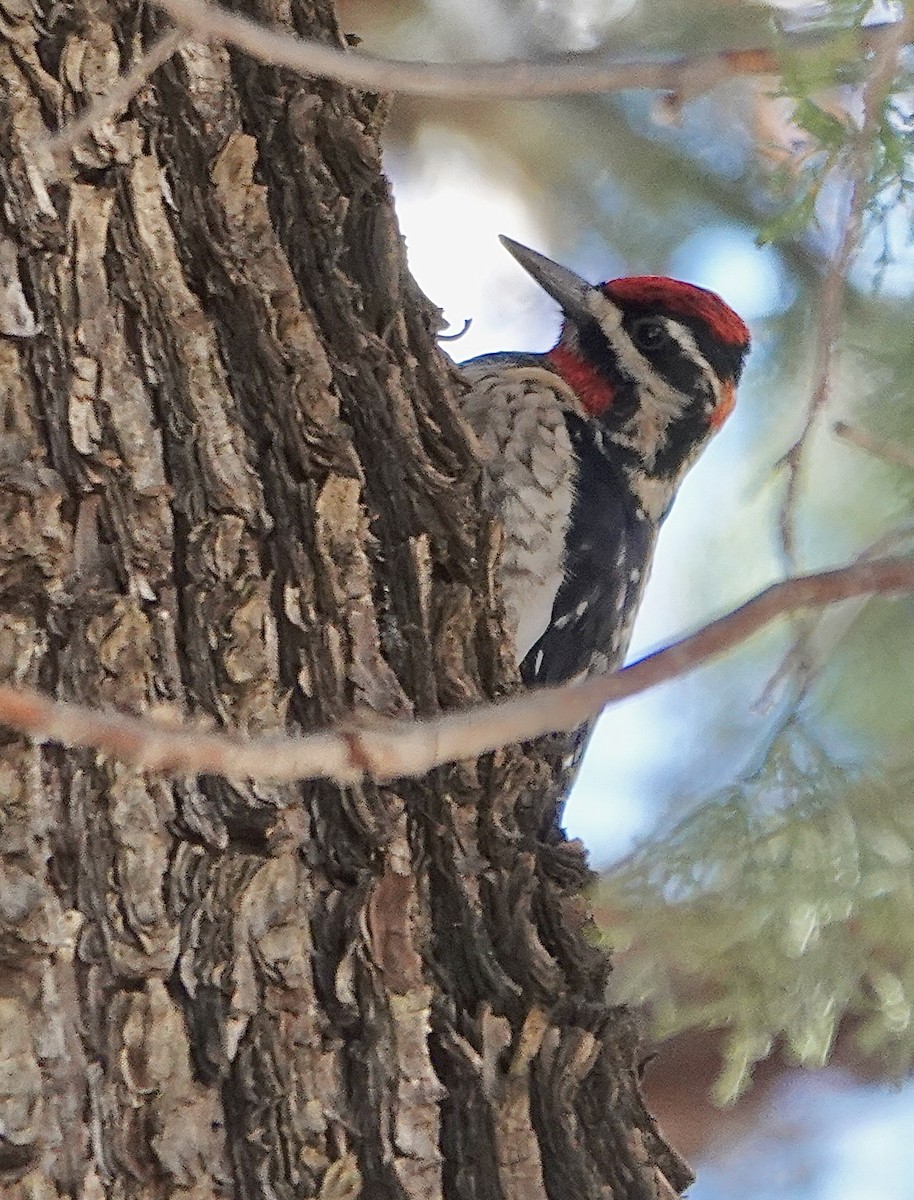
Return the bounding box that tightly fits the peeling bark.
[0,1,690,1197]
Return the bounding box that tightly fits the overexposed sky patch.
[391,130,554,361]
[670,226,795,321]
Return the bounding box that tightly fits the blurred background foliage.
[338,0,914,1192]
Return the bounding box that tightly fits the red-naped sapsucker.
[460,237,751,686]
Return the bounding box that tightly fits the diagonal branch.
[152,0,905,101]
[1,556,912,787]
[834,419,914,473]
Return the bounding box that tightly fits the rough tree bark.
[0,2,690,1197]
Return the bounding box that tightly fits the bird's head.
[500,236,751,483]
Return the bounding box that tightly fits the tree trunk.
[0,2,690,1196]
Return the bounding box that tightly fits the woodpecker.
[459,236,751,687]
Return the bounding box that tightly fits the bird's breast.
[459,359,579,665]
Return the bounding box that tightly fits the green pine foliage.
[763,5,914,247]
[602,721,914,1102]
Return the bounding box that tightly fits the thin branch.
[761,14,913,717]
[1,556,912,787]
[41,28,185,157]
[152,0,906,101]
[755,513,914,716]
[834,419,914,472]
[775,12,914,567]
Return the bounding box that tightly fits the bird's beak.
[709,378,736,429]
[500,236,592,321]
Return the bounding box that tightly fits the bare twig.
[42,28,185,157]
[760,14,913,716]
[776,13,914,567]
[755,513,914,716]
[152,0,905,101]
[834,419,914,472]
[1,556,912,786]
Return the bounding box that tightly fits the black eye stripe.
[622,312,681,360]
[575,321,640,418]
[619,311,722,398]
[630,316,671,351]
[622,307,745,384]
[575,316,716,415]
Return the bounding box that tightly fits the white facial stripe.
[662,320,721,408]
[584,294,688,423]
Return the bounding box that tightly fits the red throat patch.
[547,344,616,415]
[603,276,750,348]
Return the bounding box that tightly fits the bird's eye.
[631,317,670,351]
